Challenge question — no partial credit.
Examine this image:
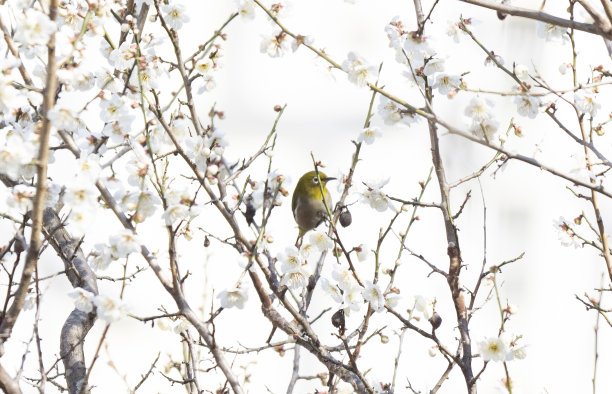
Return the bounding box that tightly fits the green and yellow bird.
[292,171,335,242]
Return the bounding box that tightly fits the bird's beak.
[322,177,336,182]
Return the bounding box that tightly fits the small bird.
[292,170,335,243]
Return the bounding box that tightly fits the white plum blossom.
[68,288,95,313]
[357,126,382,145]
[511,345,528,360]
[184,135,211,172]
[196,74,217,94]
[173,318,190,334]
[465,97,494,123]
[89,243,114,271]
[280,269,310,290]
[355,244,370,262]
[68,209,95,235]
[96,69,122,92]
[47,105,80,132]
[469,118,500,140]
[14,9,57,47]
[291,34,313,52]
[423,58,445,76]
[57,66,95,91]
[378,96,417,126]
[553,216,581,248]
[478,336,510,362]
[362,178,393,212]
[558,63,571,75]
[402,34,434,68]
[162,3,190,30]
[0,133,35,180]
[44,183,61,209]
[0,74,24,113]
[319,277,343,303]
[99,94,133,125]
[217,287,249,309]
[236,0,256,19]
[362,281,385,312]
[574,92,600,117]
[261,31,293,57]
[64,184,98,209]
[74,154,102,183]
[414,295,434,319]
[568,154,596,183]
[7,184,35,212]
[332,267,356,291]
[342,286,363,313]
[514,95,541,119]
[298,243,317,260]
[309,231,333,252]
[162,204,191,226]
[385,293,401,309]
[128,62,162,91]
[194,60,213,76]
[465,97,500,140]
[278,245,311,289]
[342,52,376,87]
[384,17,407,50]
[93,294,128,323]
[446,21,462,43]
[109,230,141,258]
[277,246,305,274]
[109,42,136,70]
[537,22,568,42]
[121,190,161,221]
[514,64,529,81]
[432,73,461,96]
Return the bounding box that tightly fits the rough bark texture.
[43,208,98,394]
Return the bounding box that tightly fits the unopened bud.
[274,105,282,112]
[339,210,352,227]
[274,345,285,357]
[429,312,442,330]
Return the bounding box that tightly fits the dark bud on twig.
[245,201,256,226]
[274,105,282,112]
[339,209,352,227]
[14,233,26,254]
[429,312,442,330]
[331,309,346,335]
[497,0,509,20]
[204,236,210,247]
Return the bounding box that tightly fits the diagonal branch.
[460,0,612,39]
[0,0,58,352]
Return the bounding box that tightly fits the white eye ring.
[312,176,319,184]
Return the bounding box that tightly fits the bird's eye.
[312,176,319,184]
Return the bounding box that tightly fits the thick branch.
[0,0,58,350]
[43,208,98,394]
[460,0,612,39]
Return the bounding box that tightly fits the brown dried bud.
[429,312,442,330]
[204,236,211,247]
[274,105,282,112]
[274,345,285,357]
[245,202,256,226]
[14,234,26,254]
[339,210,352,227]
[331,309,346,335]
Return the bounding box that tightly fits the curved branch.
[460,0,612,39]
